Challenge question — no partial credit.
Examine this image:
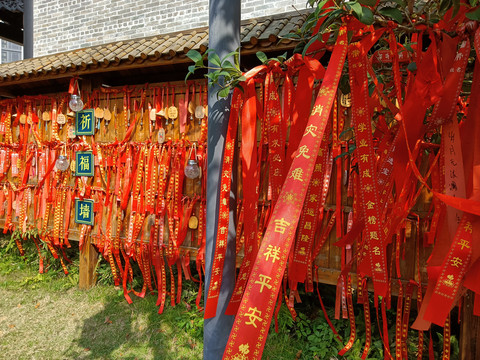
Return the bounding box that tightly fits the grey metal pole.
[23,0,34,58]
[204,1,240,359]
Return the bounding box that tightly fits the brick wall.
[33,0,307,57]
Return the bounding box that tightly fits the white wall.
[33,0,308,57]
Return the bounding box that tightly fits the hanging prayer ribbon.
[223,27,348,360]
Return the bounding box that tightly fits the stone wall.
[33,0,307,57]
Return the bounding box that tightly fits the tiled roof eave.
[0,9,309,86]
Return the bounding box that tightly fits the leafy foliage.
[186,48,245,98]
[286,0,480,56]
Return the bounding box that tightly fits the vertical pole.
[460,291,480,360]
[23,0,34,59]
[78,77,98,289]
[78,238,98,289]
[204,1,240,359]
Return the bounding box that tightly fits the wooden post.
[460,290,480,359]
[77,76,98,290]
[79,238,98,289]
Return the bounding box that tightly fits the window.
[0,40,23,64]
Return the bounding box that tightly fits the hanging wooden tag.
[188,215,199,229]
[340,92,351,107]
[67,124,76,139]
[149,108,157,121]
[57,113,66,125]
[19,114,27,124]
[103,108,112,121]
[74,198,94,225]
[42,111,51,121]
[11,152,19,177]
[195,105,205,119]
[188,101,196,115]
[75,151,94,177]
[168,106,178,120]
[75,109,95,135]
[94,107,104,119]
[158,127,166,143]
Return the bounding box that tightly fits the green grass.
[0,236,308,360]
[0,233,457,360]
[0,256,202,359]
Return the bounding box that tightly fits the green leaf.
[303,15,321,33]
[407,62,417,72]
[185,65,197,81]
[234,52,240,70]
[221,50,239,63]
[256,51,268,64]
[339,127,354,140]
[439,0,453,14]
[205,72,216,81]
[282,32,301,40]
[334,149,354,161]
[378,7,404,23]
[315,0,329,12]
[294,41,306,54]
[222,60,237,71]
[358,0,377,5]
[404,42,415,53]
[317,8,345,35]
[217,87,230,99]
[278,52,288,62]
[359,7,374,24]
[208,52,221,67]
[466,5,480,20]
[186,49,202,64]
[217,70,231,77]
[348,1,364,20]
[302,33,321,57]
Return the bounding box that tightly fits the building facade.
[0,40,23,64]
[33,0,307,57]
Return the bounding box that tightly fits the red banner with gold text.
[222,27,348,360]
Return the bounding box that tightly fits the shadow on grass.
[64,288,203,360]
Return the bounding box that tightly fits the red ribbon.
[204,89,242,319]
[223,27,348,360]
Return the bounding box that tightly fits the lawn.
[0,236,309,360]
[0,234,455,359]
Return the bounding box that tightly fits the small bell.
[184,159,200,179]
[69,95,84,112]
[184,143,200,179]
[56,155,70,172]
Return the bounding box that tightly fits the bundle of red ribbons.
[216,13,480,360]
[0,81,209,312]
[1,7,480,360]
